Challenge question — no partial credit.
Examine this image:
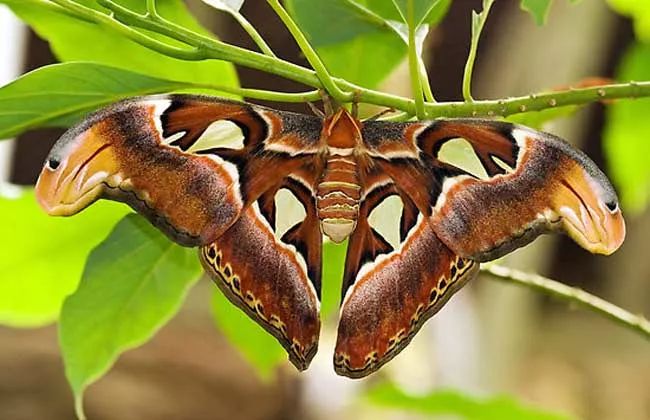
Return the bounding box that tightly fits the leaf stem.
[419,60,436,103]
[145,0,158,16]
[230,11,276,57]
[407,2,426,118]
[340,0,395,31]
[266,0,352,104]
[200,86,321,102]
[462,0,495,102]
[482,264,650,340]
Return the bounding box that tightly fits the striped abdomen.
[317,156,360,243]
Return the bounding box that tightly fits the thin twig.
[266,0,352,103]
[406,1,425,118]
[482,264,650,340]
[419,60,436,103]
[230,11,276,57]
[462,0,495,102]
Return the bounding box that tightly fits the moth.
[35,95,625,378]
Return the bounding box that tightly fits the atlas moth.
[35,95,625,378]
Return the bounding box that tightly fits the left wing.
[35,95,324,371]
[200,178,322,370]
[35,95,321,246]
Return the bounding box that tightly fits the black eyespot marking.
[207,247,216,259]
[47,158,61,170]
[429,289,438,302]
[605,201,618,212]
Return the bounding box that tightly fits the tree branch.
[424,82,650,118]
[34,0,650,116]
[482,264,650,340]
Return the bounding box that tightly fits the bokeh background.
[0,1,649,419]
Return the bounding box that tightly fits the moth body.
[316,109,363,243]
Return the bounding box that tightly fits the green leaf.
[0,188,128,327]
[2,0,238,88]
[210,288,286,379]
[364,382,573,420]
[286,0,403,88]
[422,0,452,24]
[287,0,450,89]
[520,0,552,25]
[608,0,650,42]
[0,62,199,139]
[60,214,202,415]
[318,30,407,89]
[390,0,448,27]
[285,0,389,47]
[604,43,650,213]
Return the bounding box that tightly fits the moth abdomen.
[316,155,361,243]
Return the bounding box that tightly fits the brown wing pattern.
[335,187,478,377]
[363,119,626,262]
[35,95,626,378]
[36,95,324,371]
[200,201,321,370]
[332,117,625,377]
[35,95,322,246]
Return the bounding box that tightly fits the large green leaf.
[0,62,203,139]
[60,214,202,414]
[608,0,650,42]
[285,0,384,47]
[603,43,650,214]
[286,0,450,89]
[2,0,238,88]
[211,288,286,379]
[0,189,127,327]
[285,0,401,88]
[318,30,407,89]
[365,382,572,420]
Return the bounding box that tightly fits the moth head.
[323,108,362,147]
[36,118,120,216]
[554,161,625,255]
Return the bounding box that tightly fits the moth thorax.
[316,156,360,243]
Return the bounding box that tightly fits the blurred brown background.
[1,1,649,419]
